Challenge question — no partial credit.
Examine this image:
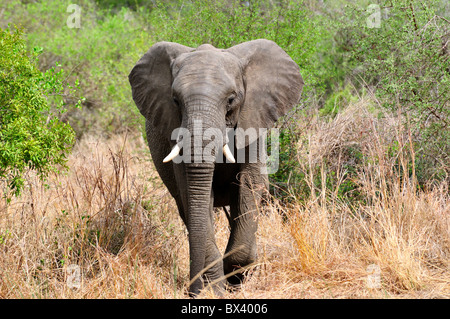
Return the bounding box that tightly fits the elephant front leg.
[224,164,266,285]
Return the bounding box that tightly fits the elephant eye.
[227,95,236,106]
[173,96,180,107]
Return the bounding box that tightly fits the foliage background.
[0,26,78,194]
[2,0,447,194]
[0,0,448,298]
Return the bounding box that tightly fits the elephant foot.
[224,264,254,287]
[188,276,226,298]
[204,278,226,297]
[203,262,226,296]
[226,270,245,287]
[188,256,225,298]
[223,253,256,287]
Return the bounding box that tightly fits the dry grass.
[0,99,448,298]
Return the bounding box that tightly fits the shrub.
[0,26,78,194]
[148,0,328,94]
[281,98,409,204]
[338,0,449,184]
[320,84,359,118]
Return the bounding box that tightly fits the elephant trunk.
[185,162,214,296]
[184,107,218,296]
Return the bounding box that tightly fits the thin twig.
[409,0,418,31]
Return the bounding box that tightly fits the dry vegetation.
[0,99,448,299]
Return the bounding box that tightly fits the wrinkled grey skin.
[129,39,303,296]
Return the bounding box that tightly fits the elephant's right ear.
[129,42,193,138]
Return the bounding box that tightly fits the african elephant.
[129,39,303,296]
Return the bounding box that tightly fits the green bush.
[1,0,148,138]
[0,26,78,194]
[338,0,449,184]
[148,0,328,94]
[2,0,331,137]
[320,84,359,118]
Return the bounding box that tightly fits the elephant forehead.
[173,50,241,75]
[196,44,216,51]
[171,51,242,96]
[173,74,234,98]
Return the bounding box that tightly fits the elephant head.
[129,39,303,295]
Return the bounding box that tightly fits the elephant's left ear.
[226,39,304,149]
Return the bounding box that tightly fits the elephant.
[128,39,303,296]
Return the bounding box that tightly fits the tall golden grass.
[0,99,448,298]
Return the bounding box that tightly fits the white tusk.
[223,144,236,163]
[163,144,182,163]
